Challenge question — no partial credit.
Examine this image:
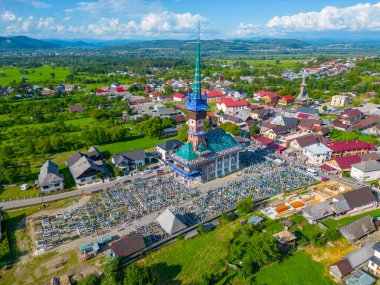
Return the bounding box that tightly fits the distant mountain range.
[1,35,379,53]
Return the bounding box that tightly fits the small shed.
[247,215,265,226]
[344,270,376,285]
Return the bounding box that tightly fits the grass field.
[0,185,40,201]
[322,208,380,230]
[139,219,240,284]
[0,66,71,85]
[254,253,332,285]
[226,58,304,69]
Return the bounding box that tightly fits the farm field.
[0,66,71,85]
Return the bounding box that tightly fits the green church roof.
[171,128,243,166]
[174,142,199,161]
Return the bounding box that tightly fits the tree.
[124,264,154,285]
[249,125,260,136]
[325,229,341,241]
[198,224,205,234]
[218,122,240,136]
[177,124,189,142]
[78,274,100,285]
[322,105,328,112]
[101,257,120,285]
[237,197,254,215]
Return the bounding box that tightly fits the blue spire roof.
[184,33,210,112]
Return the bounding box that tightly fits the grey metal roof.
[302,200,334,220]
[340,216,376,242]
[112,150,147,167]
[65,152,83,167]
[156,139,184,151]
[332,199,351,214]
[297,106,319,114]
[38,160,63,186]
[69,156,105,179]
[271,115,299,126]
[345,242,375,268]
[156,208,187,235]
[351,160,380,173]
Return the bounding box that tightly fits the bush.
[78,274,100,285]
[124,264,154,285]
[325,229,341,241]
[237,197,254,215]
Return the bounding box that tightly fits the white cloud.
[0,11,16,21]
[229,22,282,38]
[0,9,207,39]
[267,2,380,31]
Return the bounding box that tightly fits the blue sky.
[0,0,379,40]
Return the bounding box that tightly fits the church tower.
[184,25,210,148]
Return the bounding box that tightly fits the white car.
[21,184,29,190]
[141,169,151,175]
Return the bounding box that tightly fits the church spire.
[183,23,210,112]
[192,22,202,99]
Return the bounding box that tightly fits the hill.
[0,36,58,50]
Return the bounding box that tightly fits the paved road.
[0,170,161,210]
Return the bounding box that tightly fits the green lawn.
[323,209,380,230]
[254,253,332,285]
[0,185,40,201]
[0,65,71,85]
[140,220,240,284]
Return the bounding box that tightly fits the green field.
[140,219,239,284]
[254,253,332,285]
[226,58,304,69]
[0,66,71,85]
[322,208,380,230]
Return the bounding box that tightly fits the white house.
[350,160,380,181]
[302,143,332,165]
[216,98,250,113]
[37,160,64,193]
[369,243,380,277]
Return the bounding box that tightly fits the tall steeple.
[184,23,210,113]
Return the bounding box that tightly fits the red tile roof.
[281,95,294,101]
[320,164,336,172]
[217,98,250,107]
[255,90,279,98]
[207,90,225,97]
[297,113,312,119]
[253,136,274,145]
[114,87,126,92]
[172,93,186,98]
[328,140,376,153]
[333,155,361,170]
[96,89,109,94]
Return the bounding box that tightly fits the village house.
[262,124,298,141]
[65,148,108,188]
[216,98,250,113]
[368,243,380,277]
[64,84,75,93]
[206,90,226,102]
[351,160,380,181]
[110,233,146,258]
[278,95,294,106]
[339,215,376,243]
[339,109,364,125]
[325,155,362,174]
[331,94,353,107]
[249,105,271,120]
[111,149,148,173]
[349,115,380,132]
[259,91,279,105]
[328,140,377,158]
[302,200,334,224]
[172,93,186,102]
[156,139,184,161]
[37,160,64,193]
[289,134,321,152]
[302,143,332,165]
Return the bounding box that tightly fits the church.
[169,33,244,185]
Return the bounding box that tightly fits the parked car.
[156,170,164,175]
[321,177,329,182]
[123,180,132,185]
[141,169,151,175]
[21,184,29,191]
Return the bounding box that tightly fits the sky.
[0,0,380,40]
